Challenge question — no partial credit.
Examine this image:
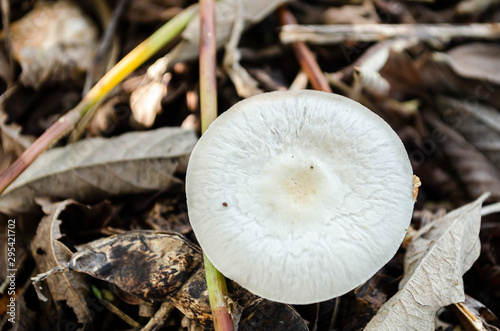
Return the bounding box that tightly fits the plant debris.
[1,0,500,329]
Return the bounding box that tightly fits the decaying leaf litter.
[1,0,500,330]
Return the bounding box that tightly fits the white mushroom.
[186,90,414,304]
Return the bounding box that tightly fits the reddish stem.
[199,0,218,133]
[0,108,82,193]
[278,6,332,93]
[199,0,234,329]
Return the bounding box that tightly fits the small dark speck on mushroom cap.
[222,202,228,207]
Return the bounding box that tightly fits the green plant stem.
[204,253,234,330]
[199,0,234,329]
[0,5,198,195]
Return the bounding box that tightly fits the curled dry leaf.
[351,43,391,97]
[64,230,308,328]
[365,193,489,331]
[31,199,92,328]
[130,75,169,128]
[0,127,197,215]
[424,112,500,201]
[354,67,390,97]
[70,231,203,301]
[8,1,98,88]
[434,95,500,167]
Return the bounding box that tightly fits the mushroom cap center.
[253,152,344,229]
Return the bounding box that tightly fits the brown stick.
[0,108,82,193]
[280,23,500,44]
[278,6,332,93]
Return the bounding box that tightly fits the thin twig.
[31,264,69,302]
[98,298,142,329]
[280,23,500,44]
[278,6,332,93]
[482,202,500,216]
[141,302,176,331]
[0,6,198,195]
[84,0,130,94]
[199,0,234,329]
[70,0,130,143]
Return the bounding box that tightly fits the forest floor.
[1,0,500,330]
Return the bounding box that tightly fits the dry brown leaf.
[424,112,500,201]
[0,127,197,215]
[434,95,500,167]
[31,199,92,329]
[66,230,308,329]
[417,53,500,110]
[8,1,98,88]
[168,266,212,325]
[444,43,500,85]
[352,44,390,97]
[69,230,203,301]
[130,75,169,127]
[380,48,425,98]
[365,193,489,331]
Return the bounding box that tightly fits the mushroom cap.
[186,90,414,304]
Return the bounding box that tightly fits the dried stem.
[0,5,198,195]
[280,23,500,44]
[199,0,234,329]
[278,6,332,93]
